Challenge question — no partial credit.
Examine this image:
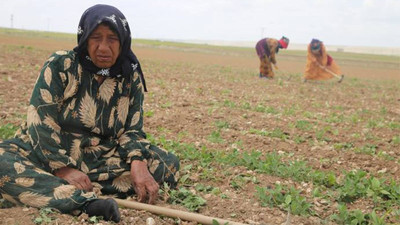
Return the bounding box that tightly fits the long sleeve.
[117,70,151,163]
[27,52,79,171]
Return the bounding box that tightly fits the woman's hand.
[54,167,93,192]
[130,160,159,204]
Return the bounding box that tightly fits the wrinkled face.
[87,24,121,68]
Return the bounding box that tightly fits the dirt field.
[0,30,400,225]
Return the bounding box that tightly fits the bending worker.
[255,36,289,79]
[304,38,344,83]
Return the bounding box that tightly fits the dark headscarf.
[311,39,322,51]
[73,4,147,91]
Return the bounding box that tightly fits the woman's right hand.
[54,167,93,192]
[130,160,159,204]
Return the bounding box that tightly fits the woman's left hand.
[130,160,159,204]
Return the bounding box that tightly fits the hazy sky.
[0,0,399,47]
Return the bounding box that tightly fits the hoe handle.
[111,198,249,225]
[316,62,341,79]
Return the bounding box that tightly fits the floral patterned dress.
[0,50,179,213]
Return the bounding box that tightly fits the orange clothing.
[304,43,342,80]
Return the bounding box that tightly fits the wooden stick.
[315,62,341,79]
[112,198,249,225]
[315,62,344,83]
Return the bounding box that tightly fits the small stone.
[146,217,156,225]
[204,194,212,199]
[378,168,387,174]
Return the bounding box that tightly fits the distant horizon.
[1,26,400,56]
[176,39,400,56]
[1,1,399,50]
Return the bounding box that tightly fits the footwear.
[84,198,120,222]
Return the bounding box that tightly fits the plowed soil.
[0,33,400,225]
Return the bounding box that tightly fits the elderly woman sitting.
[0,4,180,222]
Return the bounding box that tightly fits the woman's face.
[311,49,320,55]
[87,24,121,68]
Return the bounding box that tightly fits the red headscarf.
[278,36,289,49]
